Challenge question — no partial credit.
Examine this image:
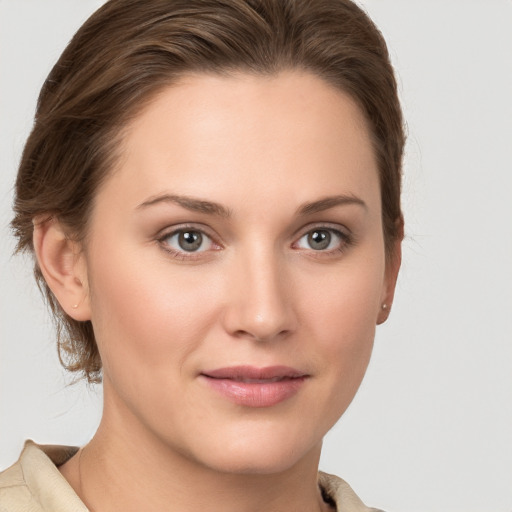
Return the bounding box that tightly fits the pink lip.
[200,366,308,408]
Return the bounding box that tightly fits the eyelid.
[157,222,220,240]
[292,222,352,240]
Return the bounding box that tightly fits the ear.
[33,216,91,321]
[377,220,403,325]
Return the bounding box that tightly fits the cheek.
[85,243,222,378]
[296,254,384,405]
[302,259,383,345]
[318,284,377,386]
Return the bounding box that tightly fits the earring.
[72,304,79,309]
[381,303,388,310]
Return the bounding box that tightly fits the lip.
[200,365,308,408]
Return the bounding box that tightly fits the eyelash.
[157,224,354,260]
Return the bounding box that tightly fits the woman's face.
[79,71,398,473]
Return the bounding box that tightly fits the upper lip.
[201,365,308,382]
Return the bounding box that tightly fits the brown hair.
[11,0,405,382]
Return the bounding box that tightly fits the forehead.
[96,71,379,215]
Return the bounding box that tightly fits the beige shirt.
[0,441,383,512]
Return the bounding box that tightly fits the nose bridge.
[224,242,295,341]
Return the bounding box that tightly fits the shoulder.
[318,471,386,512]
[0,440,85,512]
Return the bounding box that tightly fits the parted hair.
[11,0,405,382]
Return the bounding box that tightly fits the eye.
[295,227,349,252]
[161,229,215,254]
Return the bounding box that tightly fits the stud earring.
[381,303,388,310]
[72,304,79,309]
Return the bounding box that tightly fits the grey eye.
[164,229,213,253]
[178,231,203,251]
[307,230,331,250]
[296,228,346,252]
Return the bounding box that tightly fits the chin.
[186,428,322,476]
[200,450,305,476]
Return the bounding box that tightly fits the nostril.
[232,328,291,342]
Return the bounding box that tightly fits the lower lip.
[201,376,306,408]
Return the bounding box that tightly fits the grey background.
[1,1,511,511]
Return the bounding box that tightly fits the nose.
[222,248,297,342]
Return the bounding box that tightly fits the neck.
[62,385,332,512]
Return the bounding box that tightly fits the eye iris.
[308,230,331,250]
[178,231,202,251]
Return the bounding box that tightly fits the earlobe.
[377,225,403,325]
[377,302,391,325]
[33,216,91,321]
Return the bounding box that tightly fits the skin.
[35,71,400,512]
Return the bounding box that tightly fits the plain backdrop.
[1,1,511,511]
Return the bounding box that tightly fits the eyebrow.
[297,194,367,215]
[136,194,232,217]
[137,193,366,218]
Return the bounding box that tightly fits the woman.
[1,0,403,510]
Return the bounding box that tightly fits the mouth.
[200,366,309,408]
